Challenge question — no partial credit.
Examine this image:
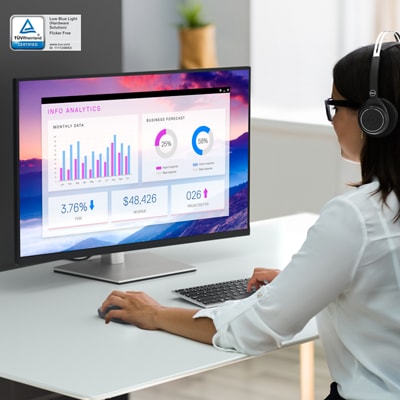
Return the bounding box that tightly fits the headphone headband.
[369,31,400,97]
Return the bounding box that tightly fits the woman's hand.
[100,290,163,329]
[99,290,216,344]
[247,267,281,291]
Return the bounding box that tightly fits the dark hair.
[333,43,400,220]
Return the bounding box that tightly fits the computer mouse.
[97,305,129,325]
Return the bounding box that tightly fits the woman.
[100,35,400,399]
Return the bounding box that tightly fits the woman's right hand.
[247,267,281,291]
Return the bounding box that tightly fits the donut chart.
[192,125,214,155]
[155,128,177,158]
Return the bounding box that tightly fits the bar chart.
[59,134,131,181]
[46,115,138,191]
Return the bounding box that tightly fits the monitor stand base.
[54,251,196,284]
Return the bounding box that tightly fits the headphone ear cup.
[358,97,398,137]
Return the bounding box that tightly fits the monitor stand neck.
[102,252,125,265]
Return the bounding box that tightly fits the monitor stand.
[54,251,197,284]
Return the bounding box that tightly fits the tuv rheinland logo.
[20,19,36,34]
[10,16,45,50]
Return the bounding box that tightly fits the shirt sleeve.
[194,196,367,355]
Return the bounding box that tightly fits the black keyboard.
[172,278,257,308]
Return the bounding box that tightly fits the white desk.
[0,213,319,400]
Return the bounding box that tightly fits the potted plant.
[177,0,217,69]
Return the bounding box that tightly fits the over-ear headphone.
[358,31,400,138]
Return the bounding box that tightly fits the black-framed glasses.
[324,98,361,121]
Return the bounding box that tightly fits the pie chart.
[192,125,214,155]
[155,128,177,158]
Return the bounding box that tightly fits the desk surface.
[0,213,318,400]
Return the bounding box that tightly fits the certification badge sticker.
[10,16,45,50]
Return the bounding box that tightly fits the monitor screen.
[14,66,250,283]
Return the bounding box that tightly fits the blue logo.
[20,19,36,34]
[10,15,45,50]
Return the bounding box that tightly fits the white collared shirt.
[195,180,400,400]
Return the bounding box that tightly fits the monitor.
[14,66,250,283]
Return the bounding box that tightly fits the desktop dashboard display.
[15,67,250,266]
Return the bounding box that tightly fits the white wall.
[250,0,378,123]
[250,119,361,221]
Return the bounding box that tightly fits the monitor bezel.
[13,66,251,269]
